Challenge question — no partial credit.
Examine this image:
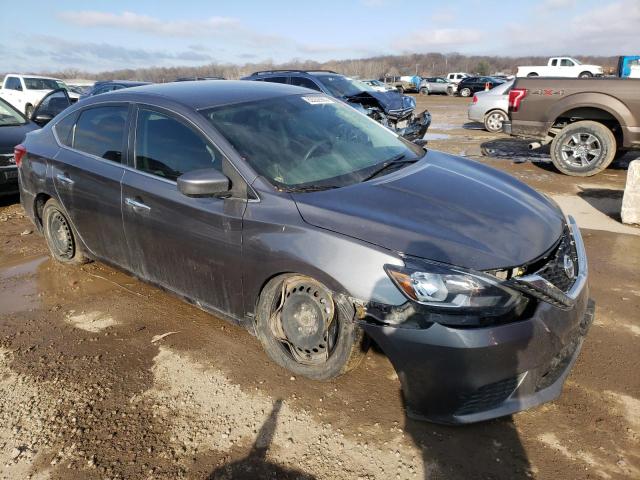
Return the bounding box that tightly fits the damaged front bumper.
[358,217,594,424]
[393,110,432,142]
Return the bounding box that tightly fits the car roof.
[100,80,314,110]
[94,80,150,86]
[6,74,61,80]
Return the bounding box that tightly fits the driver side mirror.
[33,114,53,125]
[177,168,230,197]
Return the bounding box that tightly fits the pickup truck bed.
[505,77,640,176]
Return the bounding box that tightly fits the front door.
[51,103,131,267]
[121,106,245,317]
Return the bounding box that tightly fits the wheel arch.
[33,192,52,231]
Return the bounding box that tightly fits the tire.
[550,121,616,176]
[419,87,429,95]
[396,86,404,94]
[25,104,34,118]
[446,87,454,96]
[254,275,368,380]
[579,71,593,78]
[484,110,508,133]
[527,72,539,78]
[459,87,472,97]
[42,198,90,264]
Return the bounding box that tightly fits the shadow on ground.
[578,187,624,222]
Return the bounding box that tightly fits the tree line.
[17,53,620,83]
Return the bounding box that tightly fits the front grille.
[0,154,15,167]
[536,226,578,293]
[455,376,521,415]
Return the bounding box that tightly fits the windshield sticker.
[301,96,334,105]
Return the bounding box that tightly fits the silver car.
[419,77,456,96]
[467,80,513,132]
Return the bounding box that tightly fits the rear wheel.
[255,275,367,380]
[42,198,89,264]
[550,121,616,176]
[484,110,508,133]
[419,87,429,95]
[396,86,404,94]
[527,72,539,78]
[459,87,472,97]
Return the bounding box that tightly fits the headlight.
[385,261,527,325]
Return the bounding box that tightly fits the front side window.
[24,78,61,90]
[135,109,221,181]
[560,59,574,67]
[0,98,26,126]
[34,90,71,119]
[202,94,422,190]
[73,106,127,162]
[290,77,322,91]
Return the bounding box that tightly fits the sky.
[1,0,638,73]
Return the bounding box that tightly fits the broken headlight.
[385,261,527,326]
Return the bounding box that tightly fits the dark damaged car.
[242,70,431,142]
[17,81,593,424]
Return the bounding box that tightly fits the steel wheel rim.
[487,112,505,131]
[269,278,338,366]
[560,132,603,167]
[48,210,74,258]
[461,88,471,97]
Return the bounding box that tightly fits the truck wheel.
[550,121,616,176]
[25,104,34,118]
[579,71,593,78]
[419,87,429,95]
[42,198,90,264]
[527,73,539,78]
[254,275,368,380]
[459,87,472,97]
[484,110,508,133]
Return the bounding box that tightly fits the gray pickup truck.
[504,77,640,176]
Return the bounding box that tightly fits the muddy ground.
[0,95,638,480]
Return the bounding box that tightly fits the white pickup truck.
[516,57,603,78]
[0,74,78,117]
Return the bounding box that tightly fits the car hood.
[292,151,564,270]
[345,90,414,113]
[0,122,39,154]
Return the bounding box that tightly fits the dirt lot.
[0,95,638,480]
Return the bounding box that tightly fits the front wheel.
[550,121,616,176]
[579,71,593,78]
[42,198,90,264]
[484,110,508,133]
[419,87,429,95]
[255,275,367,380]
[459,87,472,97]
[25,104,34,118]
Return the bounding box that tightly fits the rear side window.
[5,77,22,90]
[290,77,322,91]
[262,77,287,84]
[135,109,221,181]
[54,112,78,147]
[73,106,128,162]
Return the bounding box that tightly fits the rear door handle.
[56,173,74,186]
[124,197,151,213]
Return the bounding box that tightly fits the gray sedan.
[17,81,593,424]
[467,80,513,132]
[419,77,456,95]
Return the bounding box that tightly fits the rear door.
[51,103,131,267]
[121,105,245,316]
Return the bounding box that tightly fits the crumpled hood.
[292,151,564,270]
[346,90,414,114]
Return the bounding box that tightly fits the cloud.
[359,0,393,6]
[431,8,456,23]
[540,0,577,7]
[394,28,484,52]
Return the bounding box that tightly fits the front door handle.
[56,173,74,186]
[124,197,151,213]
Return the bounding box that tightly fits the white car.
[516,57,603,78]
[361,79,396,92]
[0,74,76,117]
[446,72,470,84]
[467,80,513,133]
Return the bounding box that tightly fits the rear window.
[24,78,64,90]
[73,106,127,162]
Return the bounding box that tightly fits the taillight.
[508,88,527,113]
[472,95,478,104]
[14,144,26,167]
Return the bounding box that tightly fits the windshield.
[314,74,368,98]
[202,94,422,190]
[24,78,64,90]
[0,98,26,126]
